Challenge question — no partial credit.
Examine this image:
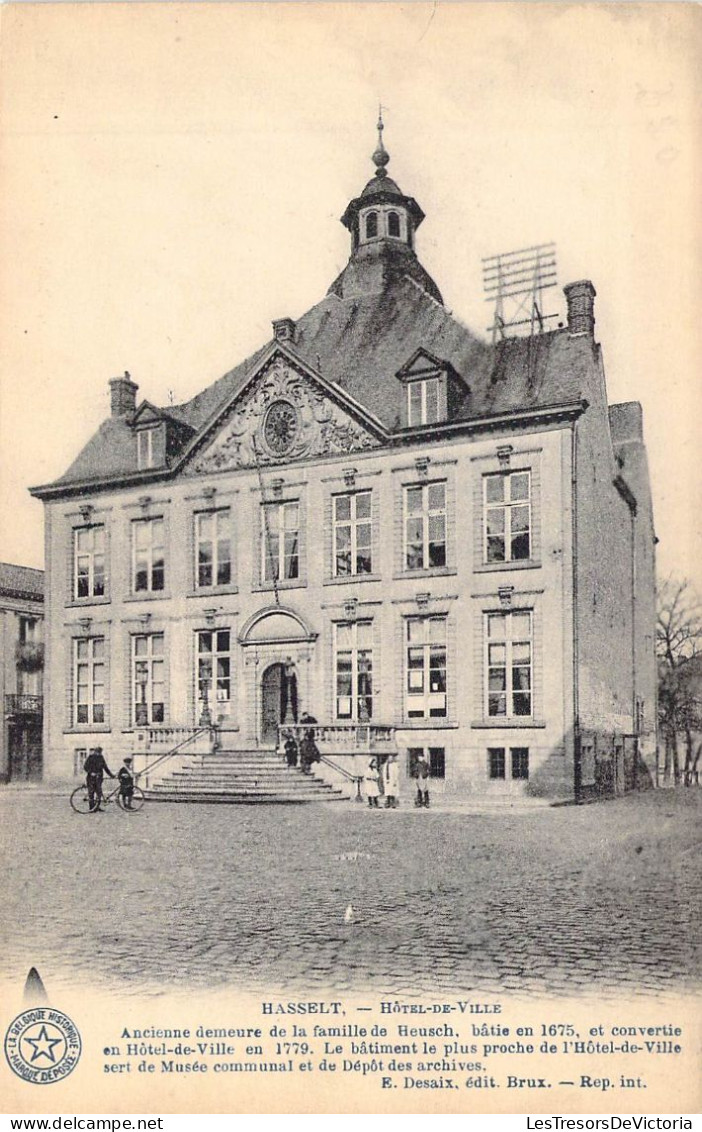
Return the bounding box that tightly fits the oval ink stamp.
[4,1007,81,1084]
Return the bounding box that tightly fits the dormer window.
[388,211,400,238]
[137,428,155,470]
[365,211,378,239]
[408,378,440,426]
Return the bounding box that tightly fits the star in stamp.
[4,1007,81,1084]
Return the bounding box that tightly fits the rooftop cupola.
[340,111,425,251]
[331,113,442,304]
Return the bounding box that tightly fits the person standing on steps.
[383,752,399,809]
[413,750,430,807]
[299,711,320,774]
[83,746,115,813]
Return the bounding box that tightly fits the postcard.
[1,2,700,1117]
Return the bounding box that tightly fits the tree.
[656,577,702,784]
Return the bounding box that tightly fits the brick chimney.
[109,371,138,417]
[563,280,596,336]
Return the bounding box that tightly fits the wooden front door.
[261,664,284,746]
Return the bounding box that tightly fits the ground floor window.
[74,636,106,725]
[407,746,446,779]
[132,633,165,725]
[334,620,373,721]
[488,746,529,780]
[196,629,232,719]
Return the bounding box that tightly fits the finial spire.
[372,104,389,179]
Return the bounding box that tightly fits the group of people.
[282,712,321,775]
[364,751,430,809]
[83,747,135,811]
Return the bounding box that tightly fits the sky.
[0,2,700,587]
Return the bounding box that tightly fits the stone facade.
[30,133,657,801]
[0,563,44,782]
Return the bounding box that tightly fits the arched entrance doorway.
[238,605,318,747]
[260,661,298,746]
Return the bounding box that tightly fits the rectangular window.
[195,510,232,588]
[132,633,165,724]
[488,747,530,780]
[488,747,506,779]
[262,501,299,582]
[408,746,446,779]
[486,611,532,718]
[137,428,154,470]
[511,747,529,779]
[334,620,373,722]
[333,491,372,576]
[404,482,446,570]
[74,525,106,599]
[407,378,440,426]
[74,636,106,725]
[484,471,531,562]
[196,629,232,719]
[132,517,165,593]
[406,616,447,719]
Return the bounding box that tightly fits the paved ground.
[0,788,700,999]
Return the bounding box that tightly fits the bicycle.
[70,779,146,814]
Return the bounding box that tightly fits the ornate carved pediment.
[185,357,381,474]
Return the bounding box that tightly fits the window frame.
[485,610,533,719]
[403,480,447,571]
[73,524,107,601]
[195,628,232,720]
[483,470,532,564]
[73,635,106,727]
[405,615,448,720]
[407,746,446,779]
[194,508,233,590]
[407,378,441,427]
[261,499,300,583]
[488,746,530,781]
[132,632,166,725]
[332,490,372,578]
[334,620,374,723]
[131,516,166,594]
[137,427,155,470]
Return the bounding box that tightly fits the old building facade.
[31,132,657,801]
[1,563,44,782]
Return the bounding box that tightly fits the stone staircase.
[143,747,349,804]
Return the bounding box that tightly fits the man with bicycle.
[83,747,115,812]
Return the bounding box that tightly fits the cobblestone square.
[1,789,700,999]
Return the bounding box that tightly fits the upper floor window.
[404,482,446,570]
[19,616,38,644]
[74,525,106,600]
[388,210,401,238]
[132,632,165,724]
[74,636,105,725]
[262,501,299,583]
[137,428,155,470]
[333,491,372,577]
[365,211,378,239]
[486,611,532,718]
[406,616,447,719]
[407,378,440,426]
[334,620,373,722]
[195,510,232,589]
[484,471,531,562]
[132,517,165,593]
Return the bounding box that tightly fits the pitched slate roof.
[0,562,44,600]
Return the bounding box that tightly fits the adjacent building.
[30,130,657,801]
[1,563,44,782]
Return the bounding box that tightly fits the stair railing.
[135,725,215,790]
[318,755,364,802]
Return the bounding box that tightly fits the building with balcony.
[1,562,44,782]
[30,127,657,801]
